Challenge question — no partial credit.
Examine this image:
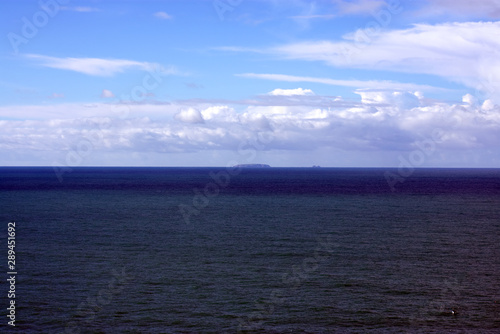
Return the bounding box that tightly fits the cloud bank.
[25,54,178,77]
[1,90,499,166]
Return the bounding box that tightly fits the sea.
[0,167,499,333]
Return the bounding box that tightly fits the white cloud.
[269,21,500,101]
[482,99,496,112]
[240,112,272,131]
[154,11,173,19]
[174,108,205,124]
[462,93,478,106]
[268,88,315,96]
[355,90,421,109]
[1,92,499,166]
[238,73,443,92]
[100,89,115,98]
[201,106,238,122]
[25,54,179,77]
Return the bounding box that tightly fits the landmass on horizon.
[233,164,271,168]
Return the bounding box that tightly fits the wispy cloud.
[237,73,444,92]
[265,21,500,100]
[25,54,179,77]
[154,11,173,20]
[100,89,115,98]
[48,93,64,99]
[220,21,500,100]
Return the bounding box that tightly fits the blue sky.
[1,0,500,167]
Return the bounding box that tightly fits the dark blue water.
[1,167,499,333]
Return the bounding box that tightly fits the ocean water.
[0,167,499,333]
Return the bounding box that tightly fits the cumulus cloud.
[268,88,315,96]
[201,106,238,122]
[462,93,478,106]
[25,54,179,77]
[355,90,421,109]
[1,92,499,166]
[240,112,272,131]
[174,108,205,124]
[100,89,115,98]
[482,99,496,112]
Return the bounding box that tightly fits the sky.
[1,0,500,167]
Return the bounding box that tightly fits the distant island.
[234,164,271,168]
